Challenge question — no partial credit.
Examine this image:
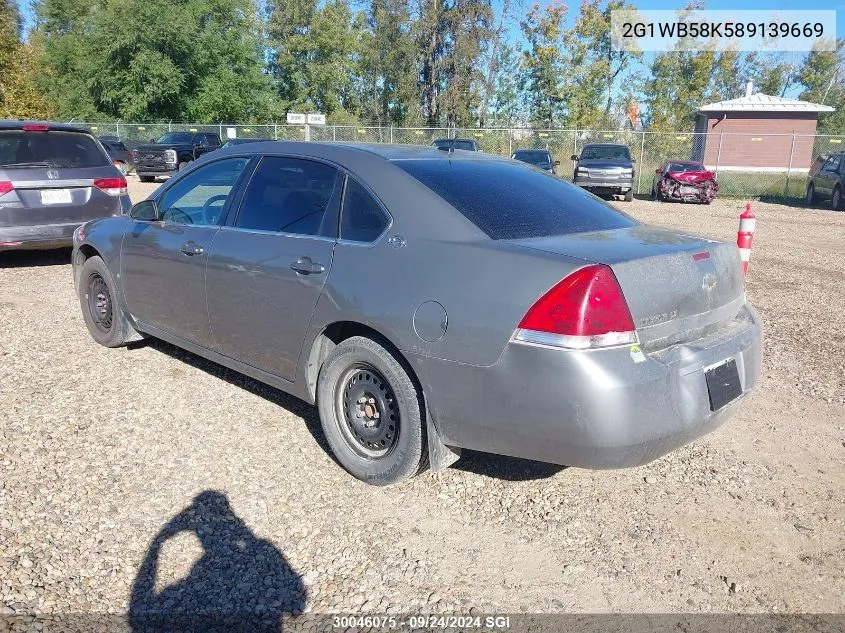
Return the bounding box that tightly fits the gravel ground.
[1,174,844,625]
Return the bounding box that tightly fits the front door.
[120,157,251,348]
[206,155,342,381]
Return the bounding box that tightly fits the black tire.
[139,175,154,183]
[624,189,633,202]
[806,183,817,205]
[316,336,426,485]
[79,256,136,347]
[832,186,843,211]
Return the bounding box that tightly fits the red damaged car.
[652,160,718,204]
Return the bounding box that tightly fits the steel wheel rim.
[87,273,113,333]
[334,364,399,459]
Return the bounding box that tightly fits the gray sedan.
[0,121,130,250]
[72,142,762,485]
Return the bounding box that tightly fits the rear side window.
[340,178,389,242]
[235,156,340,237]
[394,159,637,240]
[0,130,110,168]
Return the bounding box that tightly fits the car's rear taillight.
[514,264,637,350]
[22,124,49,131]
[0,181,12,197]
[93,177,127,196]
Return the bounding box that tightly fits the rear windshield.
[0,130,110,169]
[580,145,631,160]
[513,151,552,165]
[394,159,637,240]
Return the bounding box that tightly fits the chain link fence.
[79,122,845,200]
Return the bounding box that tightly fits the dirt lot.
[1,174,843,623]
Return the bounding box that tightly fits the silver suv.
[0,121,130,251]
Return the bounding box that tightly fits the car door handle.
[180,241,204,256]
[290,257,325,275]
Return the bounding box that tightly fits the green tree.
[561,0,641,129]
[267,0,361,118]
[358,0,419,125]
[798,39,845,134]
[36,0,275,121]
[487,43,522,126]
[520,0,567,128]
[0,0,54,119]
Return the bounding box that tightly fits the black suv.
[806,152,845,210]
[511,149,559,174]
[133,131,222,182]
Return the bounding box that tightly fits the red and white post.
[736,203,756,277]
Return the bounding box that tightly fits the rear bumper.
[413,305,763,469]
[0,222,80,250]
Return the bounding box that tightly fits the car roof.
[665,159,703,165]
[432,138,475,142]
[209,141,504,163]
[0,120,92,133]
[582,143,629,148]
[513,148,551,153]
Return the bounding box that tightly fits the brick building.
[692,83,835,172]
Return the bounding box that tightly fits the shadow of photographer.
[129,491,305,632]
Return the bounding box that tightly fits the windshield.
[0,130,110,168]
[156,132,195,144]
[394,159,636,240]
[579,145,631,161]
[666,162,704,172]
[513,151,552,166]
[433,139,476,151]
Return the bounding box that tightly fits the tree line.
[1,0,844,132]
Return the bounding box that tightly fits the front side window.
[824,156,840,172]
[234,156,340,237]
[340,178,389,243]
[158,158,250,226]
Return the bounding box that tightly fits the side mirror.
[631,158,636,163]
[655,168,663,174]
[150,138,156,143]
[130,200,159,221]
[570,154,578,161]
[554,160,561,166]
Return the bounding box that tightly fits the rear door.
[816,155,840,197]
[120,157,252,348]
[0,127,123,229]
[205,155,341,380]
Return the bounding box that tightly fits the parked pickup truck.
[133,131,221,182]
[571,143,635,201]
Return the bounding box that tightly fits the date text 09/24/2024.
[332,615,512,629]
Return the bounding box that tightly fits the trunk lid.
[0,166,121,227]
[509,225,746,348]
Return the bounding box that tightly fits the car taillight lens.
[0,181,12,197]
[22,124,49,131]
[93,177,127,196]
[514,264,637,350]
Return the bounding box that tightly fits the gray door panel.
[205,230,335,380]
[120,222,218,348]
